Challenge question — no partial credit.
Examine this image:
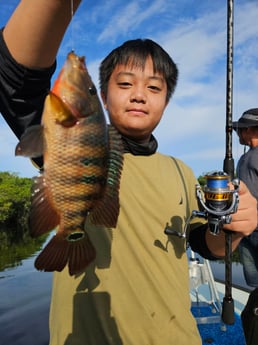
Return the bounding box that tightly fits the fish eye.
[89,85,97,95]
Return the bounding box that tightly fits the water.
[210,259,251,292]
[0,254,52,345]
[0,247,250,345]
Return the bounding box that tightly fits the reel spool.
[196,171,239,235]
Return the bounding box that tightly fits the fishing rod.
[223,0,234,179]
[196,0,237,325]
[221,0,235,325]
[187,0,238,326]
[166,0,237,326]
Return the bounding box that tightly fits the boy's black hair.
[99,39,178,102]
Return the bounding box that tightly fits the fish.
[15,51,124,276]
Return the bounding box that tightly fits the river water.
[0,253,52,345]
[0,246,250,345]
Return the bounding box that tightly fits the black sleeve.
[0,28,56,168]
[188,223,218,260]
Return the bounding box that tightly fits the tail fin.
[34,232,96,275]
[68,233,96,275]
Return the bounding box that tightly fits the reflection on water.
[0,238,249,345]
[0,236,52,345]
[210,259,250,292]
[190,249,251,292]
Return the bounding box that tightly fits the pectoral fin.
[15,125,44,158]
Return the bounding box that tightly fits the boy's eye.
[149,85,161,91]
[117,82,131,88]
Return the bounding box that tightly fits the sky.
[0,0,258,178]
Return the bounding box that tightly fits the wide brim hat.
[233,108,258,130]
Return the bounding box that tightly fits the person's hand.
[223,180,257,236]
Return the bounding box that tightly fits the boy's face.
[101,57,168,142]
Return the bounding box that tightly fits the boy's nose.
[130,86,146,103]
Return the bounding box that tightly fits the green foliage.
[0,171,31,236]
[0,171,47,270]
[197,175,207,187]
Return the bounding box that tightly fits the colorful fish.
[15,51,123,276]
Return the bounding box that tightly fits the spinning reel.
[194,171,239,235]
[193,171,240,325]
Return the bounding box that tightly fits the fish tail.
[34,233,69,273]
[34,231,96,275]
[68,233,96,275]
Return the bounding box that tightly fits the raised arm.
[3,0,82,68]
[0,0,82,170]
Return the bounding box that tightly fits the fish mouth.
[67,231,85,242]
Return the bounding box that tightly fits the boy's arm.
[3,0,81,68]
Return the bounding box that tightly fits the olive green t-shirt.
[49,153,203,345]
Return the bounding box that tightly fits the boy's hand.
[223,180,257,236]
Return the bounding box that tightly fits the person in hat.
[233,108,258,345]
[233,108,258,287]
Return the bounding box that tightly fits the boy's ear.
[101,91,107,109]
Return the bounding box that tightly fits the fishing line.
[70,0,75,51]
